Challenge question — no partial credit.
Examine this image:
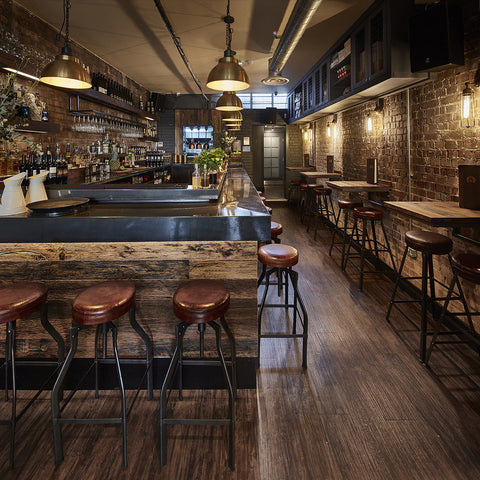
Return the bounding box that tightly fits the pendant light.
[207,0,249,92]
[216,91,243,111]
[222,111,243,123]
[40,0,91,89]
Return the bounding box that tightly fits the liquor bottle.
[61,155,68,184]
[192,164,201,189]
[48,153,57,184]
[41,103,49,122]
[139,96,144,110]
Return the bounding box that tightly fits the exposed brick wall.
[1,0,152,157]
[305,2,480,311]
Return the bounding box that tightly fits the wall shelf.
[13,119,60,134]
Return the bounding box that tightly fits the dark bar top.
[0,167,271,243]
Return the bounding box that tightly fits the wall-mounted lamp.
[461,82,475,128]
[366,99,383,133]
[327,114,337,137]
[327,122,331,137]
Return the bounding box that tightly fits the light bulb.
[463,96,470,119]
[367,116,373,132]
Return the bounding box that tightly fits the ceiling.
[15,0,375,94]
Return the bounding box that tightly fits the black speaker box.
[264,107,277,125]
[409,2,464,73]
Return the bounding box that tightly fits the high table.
[384,201,480,227]
[300,171,342,181]
[326,180,391,193]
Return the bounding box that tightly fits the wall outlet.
[407,247,417,259]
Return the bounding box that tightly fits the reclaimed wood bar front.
[0,167,270,388]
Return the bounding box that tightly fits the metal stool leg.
[110,323,127,469]
[386,245,409,321]
[51,326,80,466]
[7,321,16,469]
[220,316,237,400]
[159,323,186,467]
[128,305,153,400]
[211,321,235,471]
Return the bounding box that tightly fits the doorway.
[263,127,286,199]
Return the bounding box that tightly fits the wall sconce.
[366,99,383,133]
[327,114,337,137]
[461,82,475,128]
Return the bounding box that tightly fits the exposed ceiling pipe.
[262,0,323,85]
[153,0,209,102]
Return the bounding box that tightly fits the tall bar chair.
[51,280,153,469]
[425,253,480,366]
[0,282,65,468]
[160,279,236,471]
[310,186,336,240]
[386,230,452,363]
[257,244,308,368]
[329,199,363,270]
[344,206,397,290]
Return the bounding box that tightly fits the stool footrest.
[164,418,231,426]
[56,417,123,425]
[260,333,306,339]
[181,359,233,367]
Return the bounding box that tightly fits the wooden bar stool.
[299,184,316,224]
[160,279,236,471]
[329,199,363,270]
[51,280,153,469]
[344,206,397,290]
[287,178,301,206]
[0,282,65,468]
[425,253,480,365]
[257,244,308,368]
[271,221,283,244]
[310,186,336,240]
[386,230,452,363]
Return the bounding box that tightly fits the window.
[211,93,287,109]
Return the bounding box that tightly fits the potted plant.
[193,147,226,186]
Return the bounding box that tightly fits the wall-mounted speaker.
[264,107,277,125]
[409,2,464,72]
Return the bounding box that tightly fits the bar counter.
[0,166,268,388]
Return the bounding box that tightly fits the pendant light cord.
[224,0,234,55]
[153,0,209,102]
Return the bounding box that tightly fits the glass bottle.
[192,164,201,189]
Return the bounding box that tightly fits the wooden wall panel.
[0,241,258,360]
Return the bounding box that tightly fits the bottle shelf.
[13,119,60,134]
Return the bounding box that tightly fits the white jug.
[25,171,48,204]
[0,172,28,216]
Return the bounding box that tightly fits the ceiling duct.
[262,0,323,85]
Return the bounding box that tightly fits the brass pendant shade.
[207,55,249,92]
[222,111,243,122]
[40,1,91,90]
[216,91,243,111]
[40,49,91,89]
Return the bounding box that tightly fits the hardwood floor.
[1,205,480,479]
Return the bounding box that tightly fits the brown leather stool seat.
[313,186,332,196]
[271,221,283,242]
[299,183,309,190]
[1,281,64,469]
[0,282,48,324]
[354,206,384,221]
[257,191,263,196]
[344,206,396,290]
[72,280,135,326]
[425,253,480,365]
[257,243,308,368]
[387,229,453,363]
[173,279,230,324]
[52,279,153,469]
[452,253,480,283]
[258,244,298,268]
[267,207,273,215]
[291,178,301,184]
[338,199,362,210]
[260,196,266,203]
[405,230,453,255]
